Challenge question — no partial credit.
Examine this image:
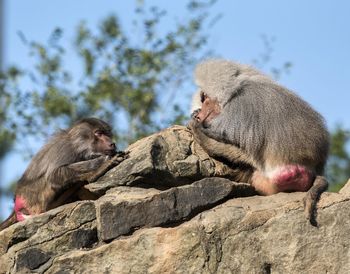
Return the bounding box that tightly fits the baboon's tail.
[0,211,17,231]
[304,176,328,227]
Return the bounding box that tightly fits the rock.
[96,178,255,242]
[1,126,349,274]
[22,191,350,274]
[339,179,350,195]
[0,201,97,273]
[86,125,248,195]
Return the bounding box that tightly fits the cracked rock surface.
[1,126,349,274]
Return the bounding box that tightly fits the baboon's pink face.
[194,92,221,125]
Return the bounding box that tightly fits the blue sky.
[1,0,350,216]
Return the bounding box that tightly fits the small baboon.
[0,117,127,231]
[189,59,329,226]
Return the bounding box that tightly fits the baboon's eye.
[94,130,104,137]
[200,92,206,103]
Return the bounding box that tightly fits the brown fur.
[0,117,127,231]
[0,212,16,231]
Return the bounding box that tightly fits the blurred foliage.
[0,69,19,158]
[326,126,350,192]
[0,0,219,208]
[0,0,218,154]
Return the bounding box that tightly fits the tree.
[1,0,218,151]
[0,0,218,211]
[326,126,350,192]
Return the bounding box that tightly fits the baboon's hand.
[100,155,113,163]
[187,116,201,131]
[191,108,201,120]
[110,150,129,166]
[85,152,129,183]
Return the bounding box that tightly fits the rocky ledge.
[1,126,349,274]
